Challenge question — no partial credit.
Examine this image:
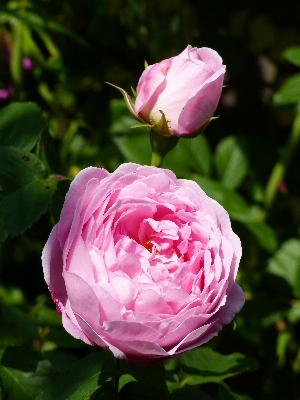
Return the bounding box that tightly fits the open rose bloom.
[134,45,226,137]
[42,163,244,364]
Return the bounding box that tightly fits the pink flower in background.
[0,85,13,101]
[134,45,226,137]
[22,56,33,71]
[42,163,244,364]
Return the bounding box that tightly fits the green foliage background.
[1,0,300,398]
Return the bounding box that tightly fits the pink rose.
[134,45,226,137]
[42,163,244,364]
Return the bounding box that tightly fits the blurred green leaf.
[191,175,259,222]
[0,103,44,152]
[119,381,169,400]
[244,221,278,253]
[44,350,78,373]
[36,352,116,400]
[113,132,151,165]
[266,238,300,296]
[109,99,138,135]
[37,127,61,174]
[218,382,252,400]
[164,134,212,177]
[273,73,300,106]
[21,22,45,63]
[1,347,43,372]
[0,304,38,346]
[191,175,277,251]
[276,331,291,367]
[179,347,258,385]
[0,147,57,241]
[43,325,86,349]
[23,11,90,49]
[0,286,24,306]
[214,136,248,189]
[283,46,300,67]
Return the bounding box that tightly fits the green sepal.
[150,110,173,137]
[130,123,152,129]
[105,82,145,123]
[130,86,137,97]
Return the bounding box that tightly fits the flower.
[42,163,244,364]
[22,56,33,71]
[0,85,13,101]
[134,45,226,137]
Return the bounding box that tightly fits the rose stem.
[150,130,179,168]
[264,110,300,211]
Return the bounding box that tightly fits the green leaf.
[108,99,137,135]
[244,221,278,253]
[37,127,61,174]
[126,361,168,393]
[0,147,57,241]
[266,238,300,297]
[36,352,117,400]
[113,133,151,165]
[119,381,170,400]
[218,382,252,400]
[191,175,259,222]
[276,331,291,367]
[0,352,55,400]
[89,381,118,400]
[214,136,248,189]
[44,350,79,373]
[0,103,44,151]
[273,73,300,106]
[43,325,86,349]
[22,10,90,49]
[191,175,277,252]
[0,304,39,346]
[179,347,258,385]
[0,366,39,400]
[171,387,214,400]
[164,134,212,177]
[118,374,137,391]
[283,46,300,67]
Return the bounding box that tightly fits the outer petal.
[173,283,245,356]
[58,167,109,244]
[63,272,101,333]
[42,225,67,307]
[135,58,172,116]
[177,69,225,135]
[191,47,224,72]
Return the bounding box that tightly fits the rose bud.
[42,163,244,364]
[135,45,226,137]
[107,46,225,138]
